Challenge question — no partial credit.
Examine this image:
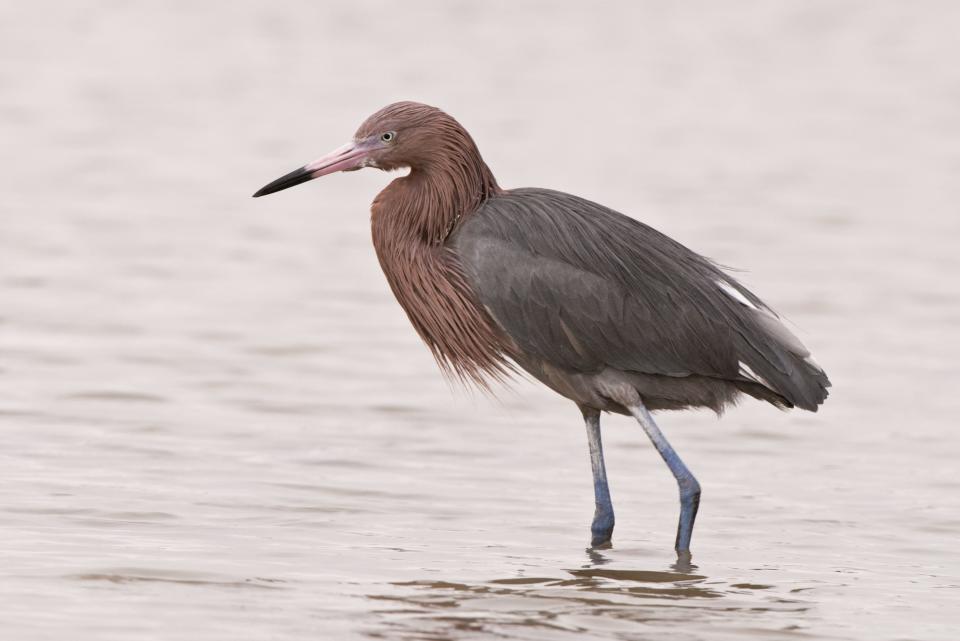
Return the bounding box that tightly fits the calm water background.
[2,2,959,639]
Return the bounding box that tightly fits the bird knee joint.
[679,477,701,502]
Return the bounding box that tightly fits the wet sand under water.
[2,2,959,639]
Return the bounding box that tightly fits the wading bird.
[253,102,830,557]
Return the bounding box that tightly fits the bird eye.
[381,131,395,143]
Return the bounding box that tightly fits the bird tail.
[717,278,831,412]
[734,310,831,412]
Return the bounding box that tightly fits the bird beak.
[252,139,376,198]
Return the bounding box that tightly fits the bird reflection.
[584,546,612,567]
[370,549,812,640]
[584,546,698,576]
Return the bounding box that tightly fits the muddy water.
[2,2,959,639]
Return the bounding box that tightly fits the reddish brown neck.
[369,154,511,387]
[374,149,501,244]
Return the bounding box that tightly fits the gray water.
[2,2,959,639]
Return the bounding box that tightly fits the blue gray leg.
[582,406,615,547]
[628,403,701,555]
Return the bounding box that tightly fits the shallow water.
[2,1,959,639]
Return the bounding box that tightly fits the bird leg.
[628,403,701,556]
[582,406,615,548]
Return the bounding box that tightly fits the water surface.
[2,2,959,639]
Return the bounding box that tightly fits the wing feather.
[453,188,830,410]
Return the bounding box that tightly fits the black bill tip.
[252,166,315,198]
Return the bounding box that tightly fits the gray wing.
[452,188,830,410]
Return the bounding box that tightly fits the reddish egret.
[253,102,830,557]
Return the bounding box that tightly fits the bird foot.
[672,550,695,573]
[590,525,614,549]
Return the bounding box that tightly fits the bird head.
[252,101,472,197]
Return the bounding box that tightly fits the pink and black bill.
[252,139,377,197]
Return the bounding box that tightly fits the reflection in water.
[3,2,959,639]
[368,549,808,640]
[69,570,286,590]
